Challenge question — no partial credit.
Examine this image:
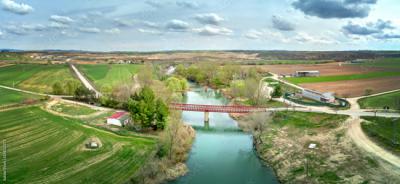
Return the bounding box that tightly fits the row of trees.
[52,80,81,95]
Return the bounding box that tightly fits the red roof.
[108,112,128,119]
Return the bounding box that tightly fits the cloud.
[143,21,160,28]
[21,24,47,31]
[342,19,395,36]
[193,26,233,36]
[295,32,336,44]
[50,15,74,24]
[374,33,400,39]
[0,30,3,37]
[49,22,69,29]
[104,28,121,34]
[194,13,224,25]
[5,25,27,35]
[138,28,163,35]
[165,19,190,32]
[114,18,135,27]
[271,16,295,31]
[176,1,199,9]
[145,0,164,8]
[292,0,377,19]
[244,29,264,39]
[1,0,33,15]
[78,27,101,33]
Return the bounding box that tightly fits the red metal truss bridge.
[169,103,265,113]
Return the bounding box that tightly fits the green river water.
[170,86,279,184]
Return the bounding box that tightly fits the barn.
[302,89,335,103]
[106,112,130,127]
[295,70,320,77]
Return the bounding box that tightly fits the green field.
[0,64,80,94]
[286,71,400,84]
[353,58,400,69]
[0,107,156,183]
[361,116,400,154]
[78,64,142,92]
[0,87,40,106]
[50,102,98,116]
[358,91,400,110]
[272,111,348,129]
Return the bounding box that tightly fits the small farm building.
[295,71,320,77]
[107,112,130,127]
[302,89,335,103]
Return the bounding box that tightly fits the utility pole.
[3,139,6,183]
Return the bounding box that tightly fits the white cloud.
[0,30,3,37]
[143,21,160,28]
[78,27,101,33]
[244,30,264,39]
[104,28,121,34]
[114,18,136,27]
[21,24,46,31]
[5,25,27,35]
[193,26,233,36]
[50,15,74,24]
[138,28,162,35]
[166,19,190,32]
[49,22,69,29]
[295,32,336,44]
[195,13,224,25]
[1,0,33,15]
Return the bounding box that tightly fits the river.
[170,86,279,184]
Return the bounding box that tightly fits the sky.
[0,0,399,51]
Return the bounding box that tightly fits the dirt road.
[70,64,102,97]
[347,117,400,169]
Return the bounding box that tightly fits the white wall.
[107,118,122,126]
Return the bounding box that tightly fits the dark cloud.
[342,19,400,40]
[292,0,378,19]
[176,1,199,9]
[374,33,400,39]
[271,16,295,31]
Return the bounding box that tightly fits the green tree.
[52,82,64,95]
[65,80,81,95]
[165,77,188,92]
[74,86,96,102]
[272,85,283,98]
[128,86,169,130]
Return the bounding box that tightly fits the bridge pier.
[204,111,209,126]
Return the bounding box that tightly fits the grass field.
[0,88,40,106]
[50,102,98,116]
[358,91,400,110]
[286,71,400,84]
[361,116,400,154]
[272,111,348,129]
[0,64,80,94]
[78,64,141,92]
[353,58,400,69]
[0,107,156,183]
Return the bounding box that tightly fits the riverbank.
[131,124,196,184]
[234,111,400,183]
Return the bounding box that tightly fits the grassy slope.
[286,71,400,84]
[361,116,400,154]
[0,64,80,94]
[79,64,141,92]
[0,107,156,184]
[0,87,40,106]
[358,91,400,110]
[50,102,98,116]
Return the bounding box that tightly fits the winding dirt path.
[347,117,400,169]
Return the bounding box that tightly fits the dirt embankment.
[235,114,400,183]
[131,124,196,184]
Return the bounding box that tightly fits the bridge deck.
[170,103,264,113]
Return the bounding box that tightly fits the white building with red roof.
[106,111,130,127]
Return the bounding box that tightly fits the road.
[0,84,72,98]
[70,64,102,97]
